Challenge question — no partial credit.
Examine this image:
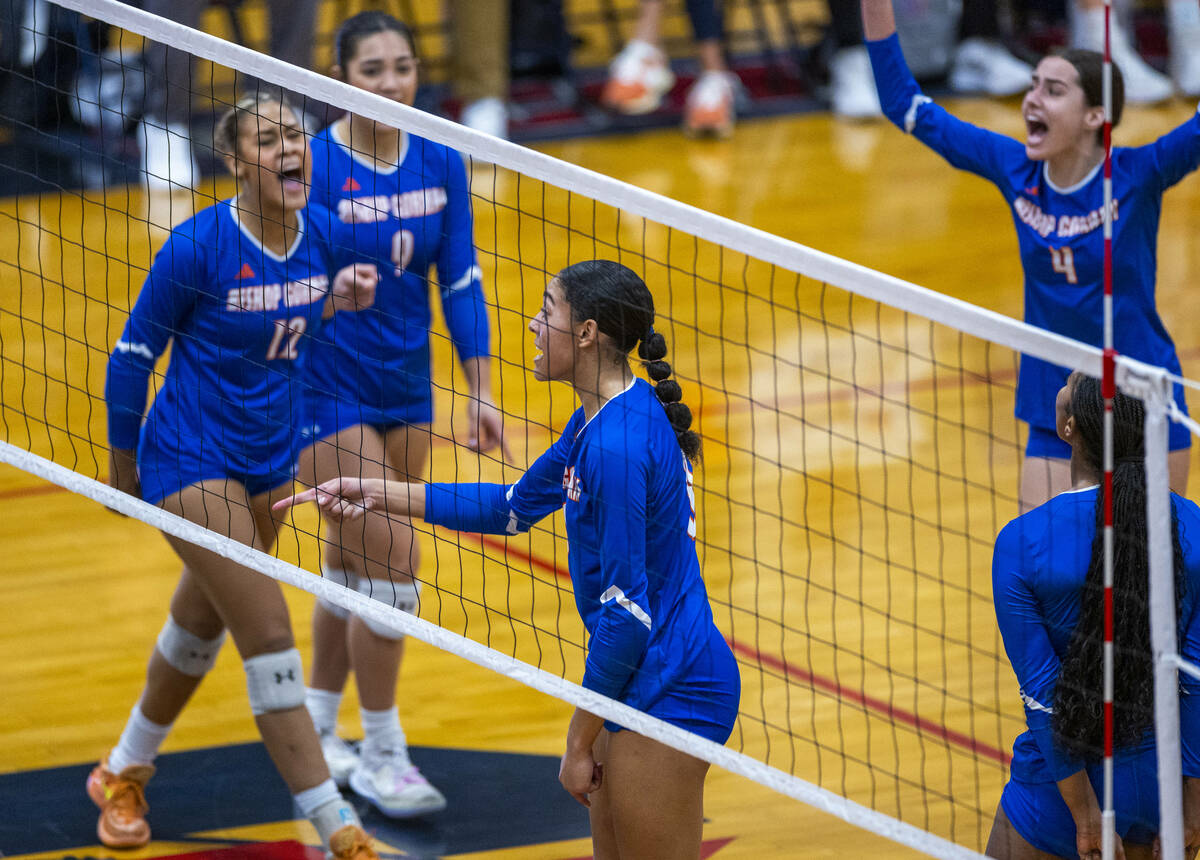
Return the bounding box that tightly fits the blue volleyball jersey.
[304,124,489,413]
[868,34,1200,430]
[992,486,1200,784]
[423,379,740,725]
[106,199,336,465]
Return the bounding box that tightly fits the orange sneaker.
[683,71,738,138]
[328,825,379,860]
[601,39,675,115]
[86,758,154,848]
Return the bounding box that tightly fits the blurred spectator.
[449,0,510,138]
[600,0,740,138]
[1070,0,1200,102]
[831,0,1033,120]
[138,0,320,190]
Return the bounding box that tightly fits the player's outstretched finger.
[273,488,317,511]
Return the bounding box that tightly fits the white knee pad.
[356,578,421,640]
[244,648,305,715]
[156,615,226,677]
[317,566,353,620]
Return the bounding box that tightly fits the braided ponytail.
[638,327,701,462]
[555,260,702,462]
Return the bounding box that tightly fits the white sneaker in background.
[461,97,509,139]
[1168,0,1200,97]
[349,744,447,819]
[1074,7,1174,104]
[138,118,198,190]
[601,39,675,115]
[830,46,882,120]
[949,38,1034,96]
[682,70,738,138]
[317,729,360,788]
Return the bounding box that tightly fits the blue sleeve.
[993,519,1086,781]
[435,148,490,362]
[1130,105,1200,194]
[424,433,569,534]
[104,232,200,449]
[867,34,1022,187]
[578,443,653,700]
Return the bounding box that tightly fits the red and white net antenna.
[1101,0,1117,858]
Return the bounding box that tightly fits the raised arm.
[859,0,896,41]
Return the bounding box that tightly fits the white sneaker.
[683,70,737,137]
[461,97,509,139]
[601,39,675,115]
[949,38,1034,96]
[830,46,882,120]
[1075,9,1173,104]
[318,730,360,788]
[349,746,447,819]
[1169,0,1200,97]
[138,118,198,190]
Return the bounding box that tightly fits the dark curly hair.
[554,260,701,462]
[1051,373,1184,759]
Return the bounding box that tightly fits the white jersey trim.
[579,376,638,435]
[1019,687,1053,714]
[227,197,306,262]
[599,584,653,631]
[114,339,155,361]
[904,95,932,134]
[504,485,519,535]
[446,264,482,294]
[1043,159,1103,196]
[332,119,408,176]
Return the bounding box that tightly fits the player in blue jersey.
[95,92,380,856]
[277,260,741,858]
[295,10,508,817]
[861,0,1199,511]
[989,372,1200,860]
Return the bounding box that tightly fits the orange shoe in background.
[683,71,738,138]
[601,40,675,115]
[86,758,154,848]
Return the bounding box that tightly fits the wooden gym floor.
[2,95,1199,859]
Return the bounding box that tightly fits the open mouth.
[279,165,305,191]
[1025,117,1048,146]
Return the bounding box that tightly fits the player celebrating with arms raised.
[95,92,378,857]
[278,260,741,859]
[860,0,1200,511]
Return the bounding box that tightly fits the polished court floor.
[2,94,1199,858]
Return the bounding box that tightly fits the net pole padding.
[1123,363,1185,860]
[1100,2,1117,855]
[44,0,1098,380]
[0,440,986,860]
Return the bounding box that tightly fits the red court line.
[7,476,1013,766]
[444,531,1013,766]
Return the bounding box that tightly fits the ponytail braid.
[638,327,701,463]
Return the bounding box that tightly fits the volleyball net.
[1,2,1197,857]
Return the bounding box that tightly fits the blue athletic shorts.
[305,393,433,445]
[604,629,740,745]
[1025,420,1193,459]
[1000,757,1159,858]
[137,422,298,505]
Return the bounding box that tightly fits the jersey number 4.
[265,316,307,361]
[1050,246,1078,284]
